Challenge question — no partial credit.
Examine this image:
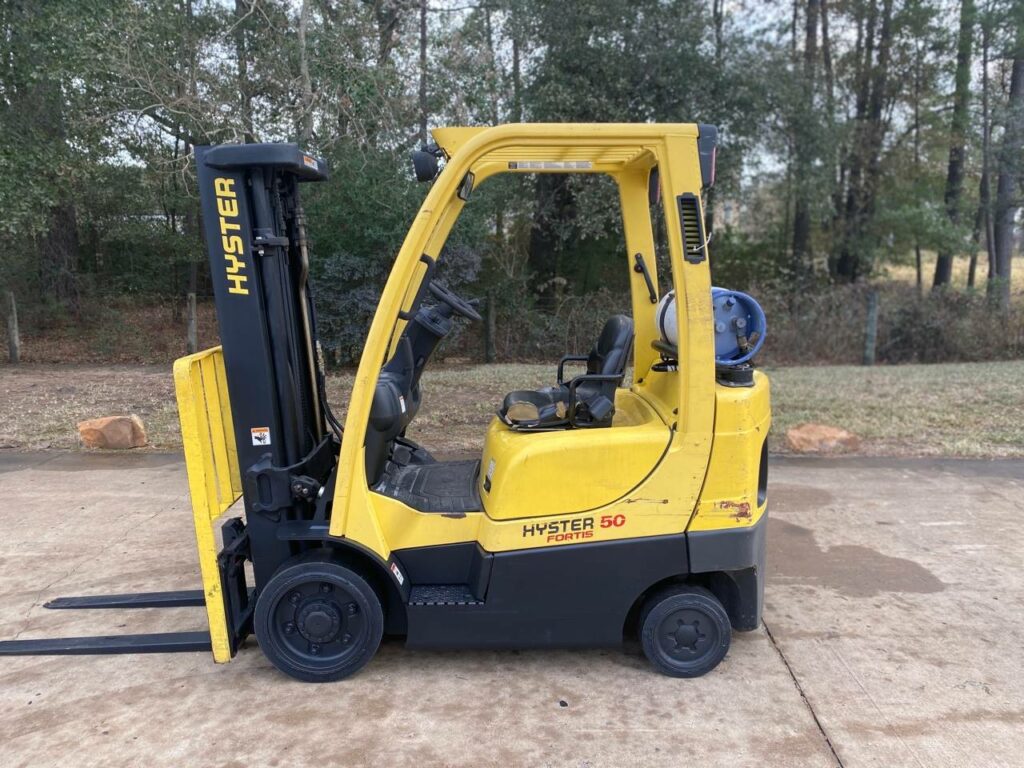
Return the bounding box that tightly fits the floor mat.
[374,459,481,516]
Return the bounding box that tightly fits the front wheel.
[639,585,731,678]
[254,556,383,683]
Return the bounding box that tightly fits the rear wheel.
[254,557,383,683]
[639,585,731,678]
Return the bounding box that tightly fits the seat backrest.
[587,314,634,377]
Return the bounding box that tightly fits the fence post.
[484,289,497,363]
[186,292,198,354]
[862,289,879,366]
[6,291,20,365]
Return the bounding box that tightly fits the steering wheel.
[428,281,483,322]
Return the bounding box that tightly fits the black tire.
[639,584,731,678]
[254,556,383,683]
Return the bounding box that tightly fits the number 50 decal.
[600,514,626,528]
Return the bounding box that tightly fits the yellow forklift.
[0,123,770,681]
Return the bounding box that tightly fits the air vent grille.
[677,193,706,264]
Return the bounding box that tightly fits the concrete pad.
[766,457,1024,768]
[0,452,1021,766]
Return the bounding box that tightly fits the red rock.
[785,423,861,454]
[77,415,147,450]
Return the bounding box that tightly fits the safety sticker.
[302,154,318,170]
[251,427,271,446]
[486,458,496,482]
[399,395,407,414]
[390,562,404,585]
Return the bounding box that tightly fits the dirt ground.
[0,452,1021,767]
[1,359,1023,456]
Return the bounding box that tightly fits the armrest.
[557,355,590,385]
[567,373,624,426]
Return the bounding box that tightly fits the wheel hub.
[296,600,342,644]
[658,608,715,659]
[668,619,706,652]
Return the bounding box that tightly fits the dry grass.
[0,365,180,450]
[767,361,1024,457]
[0,359,1021,458]
[883,250,1024,292]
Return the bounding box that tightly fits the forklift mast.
[194,144,335,588]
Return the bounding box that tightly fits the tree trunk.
[970,16,991,292]
[835,0,892,282]
[365,0,401,67]
[820,0,834,115]
[968,197,982,288]
[792,0,820,276]
[529,175,573,312]
[821,0,843,257]
[234,0,255,142]
[38,202,81,311]
[979,13,997,293]
[932,0,975,289]
[6,291,20,365]
[417,0,428,144]
[992,31,1024,310]
[511,12,523,122]
[297,0,314,144]
[915,244,923,294]
[186,292,198,354]
[912,38,924,295]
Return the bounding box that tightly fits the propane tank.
[655,290,679,346]
[656,288,766,366]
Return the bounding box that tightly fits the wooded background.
[1,0,1022,365]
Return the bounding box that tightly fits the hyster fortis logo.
[213,177,250,296]
[522,517,595,543]
[522,513,628,543]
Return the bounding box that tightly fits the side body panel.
[479,391,670,520]
[688,372,771,533]
[399,534,689,648]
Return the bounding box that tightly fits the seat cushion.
[500,386,570,428]
[499,314,634,431]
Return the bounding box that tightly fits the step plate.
[409,584,482,606]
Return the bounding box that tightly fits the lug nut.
[341,633,352,644]
[320,583,332,593]
[310,643,320,655]
[283,622,295,634]
[289,592,301,605]
[347,603,358,616]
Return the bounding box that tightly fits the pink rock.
[77,415,147,450]
[785,423,861,454]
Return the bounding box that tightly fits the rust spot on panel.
[719,500,751,520]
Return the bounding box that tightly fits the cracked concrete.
[0,452,1022,767]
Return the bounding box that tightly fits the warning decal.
[390,562,404,585]
[251,427,271,446]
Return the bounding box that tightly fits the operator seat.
[500,315,634,430]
